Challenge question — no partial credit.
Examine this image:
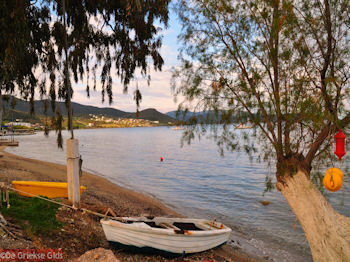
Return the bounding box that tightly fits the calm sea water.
[6,127,350,261]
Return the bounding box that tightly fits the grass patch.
[0,192,62,235]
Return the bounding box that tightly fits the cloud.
[71,64,178,113]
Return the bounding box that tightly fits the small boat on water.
[100,217,231,254]
[172,126,185,130]
[11,181,86,198]
[234,123,254,129]
[0,139,19,146]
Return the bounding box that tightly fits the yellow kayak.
[11,181,86,198]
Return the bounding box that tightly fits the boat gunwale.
[100,218,232,237]
[12,181,86,190]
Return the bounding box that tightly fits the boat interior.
[117,218,224,232]
[143,221,203,231]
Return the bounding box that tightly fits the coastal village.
[85,114,161,128]
[0,115,165,133]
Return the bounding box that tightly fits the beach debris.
[0,213,7,225]
[259,200,271,206]
[0,227,6,237]
[104,208,118,218]
[0,214,20,240]
[70,248,120,262]
[0,222,17,239]
[0,188,10,208]
[160,156,164,161]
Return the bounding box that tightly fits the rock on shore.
[70,248,120,262]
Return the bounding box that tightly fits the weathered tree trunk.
[277,171,350,262]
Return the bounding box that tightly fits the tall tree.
[172,0,350,261]
[0,0,50,127]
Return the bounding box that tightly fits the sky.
[71,8,182,114]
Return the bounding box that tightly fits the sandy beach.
[0,146,261,261]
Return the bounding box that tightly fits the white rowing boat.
[172,126,185,130]
[100,217,231,254]
[234,123,254,129]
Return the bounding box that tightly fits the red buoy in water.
[160,157,163,162]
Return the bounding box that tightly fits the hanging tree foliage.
[47,0,169,146]
[0,0,51,107]
[0,0,170,146]
[172,0,350,261]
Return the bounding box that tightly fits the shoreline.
[0,146,261,261]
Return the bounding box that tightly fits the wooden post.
[67,138,80,207]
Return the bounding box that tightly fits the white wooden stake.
[67,138,80,207]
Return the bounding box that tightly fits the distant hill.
[166,110,224,122]
[3,98,126,118]
[124,108,176,123]
[166,110,254,123]
[166,110,195,121]
[2,96,176,124]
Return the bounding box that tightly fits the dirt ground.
[0,146,262,262]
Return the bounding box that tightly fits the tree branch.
[205,4,278,145]
[304,112,350,165]
[271,1,283,159]
[304,121,332,165]
[320,0,335,115]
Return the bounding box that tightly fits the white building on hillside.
[7,122,32,128]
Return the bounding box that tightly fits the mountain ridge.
[2,96,176,124]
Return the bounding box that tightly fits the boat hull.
[107,240,227,256]
[101,217,231,254]
[12,181,86,198]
